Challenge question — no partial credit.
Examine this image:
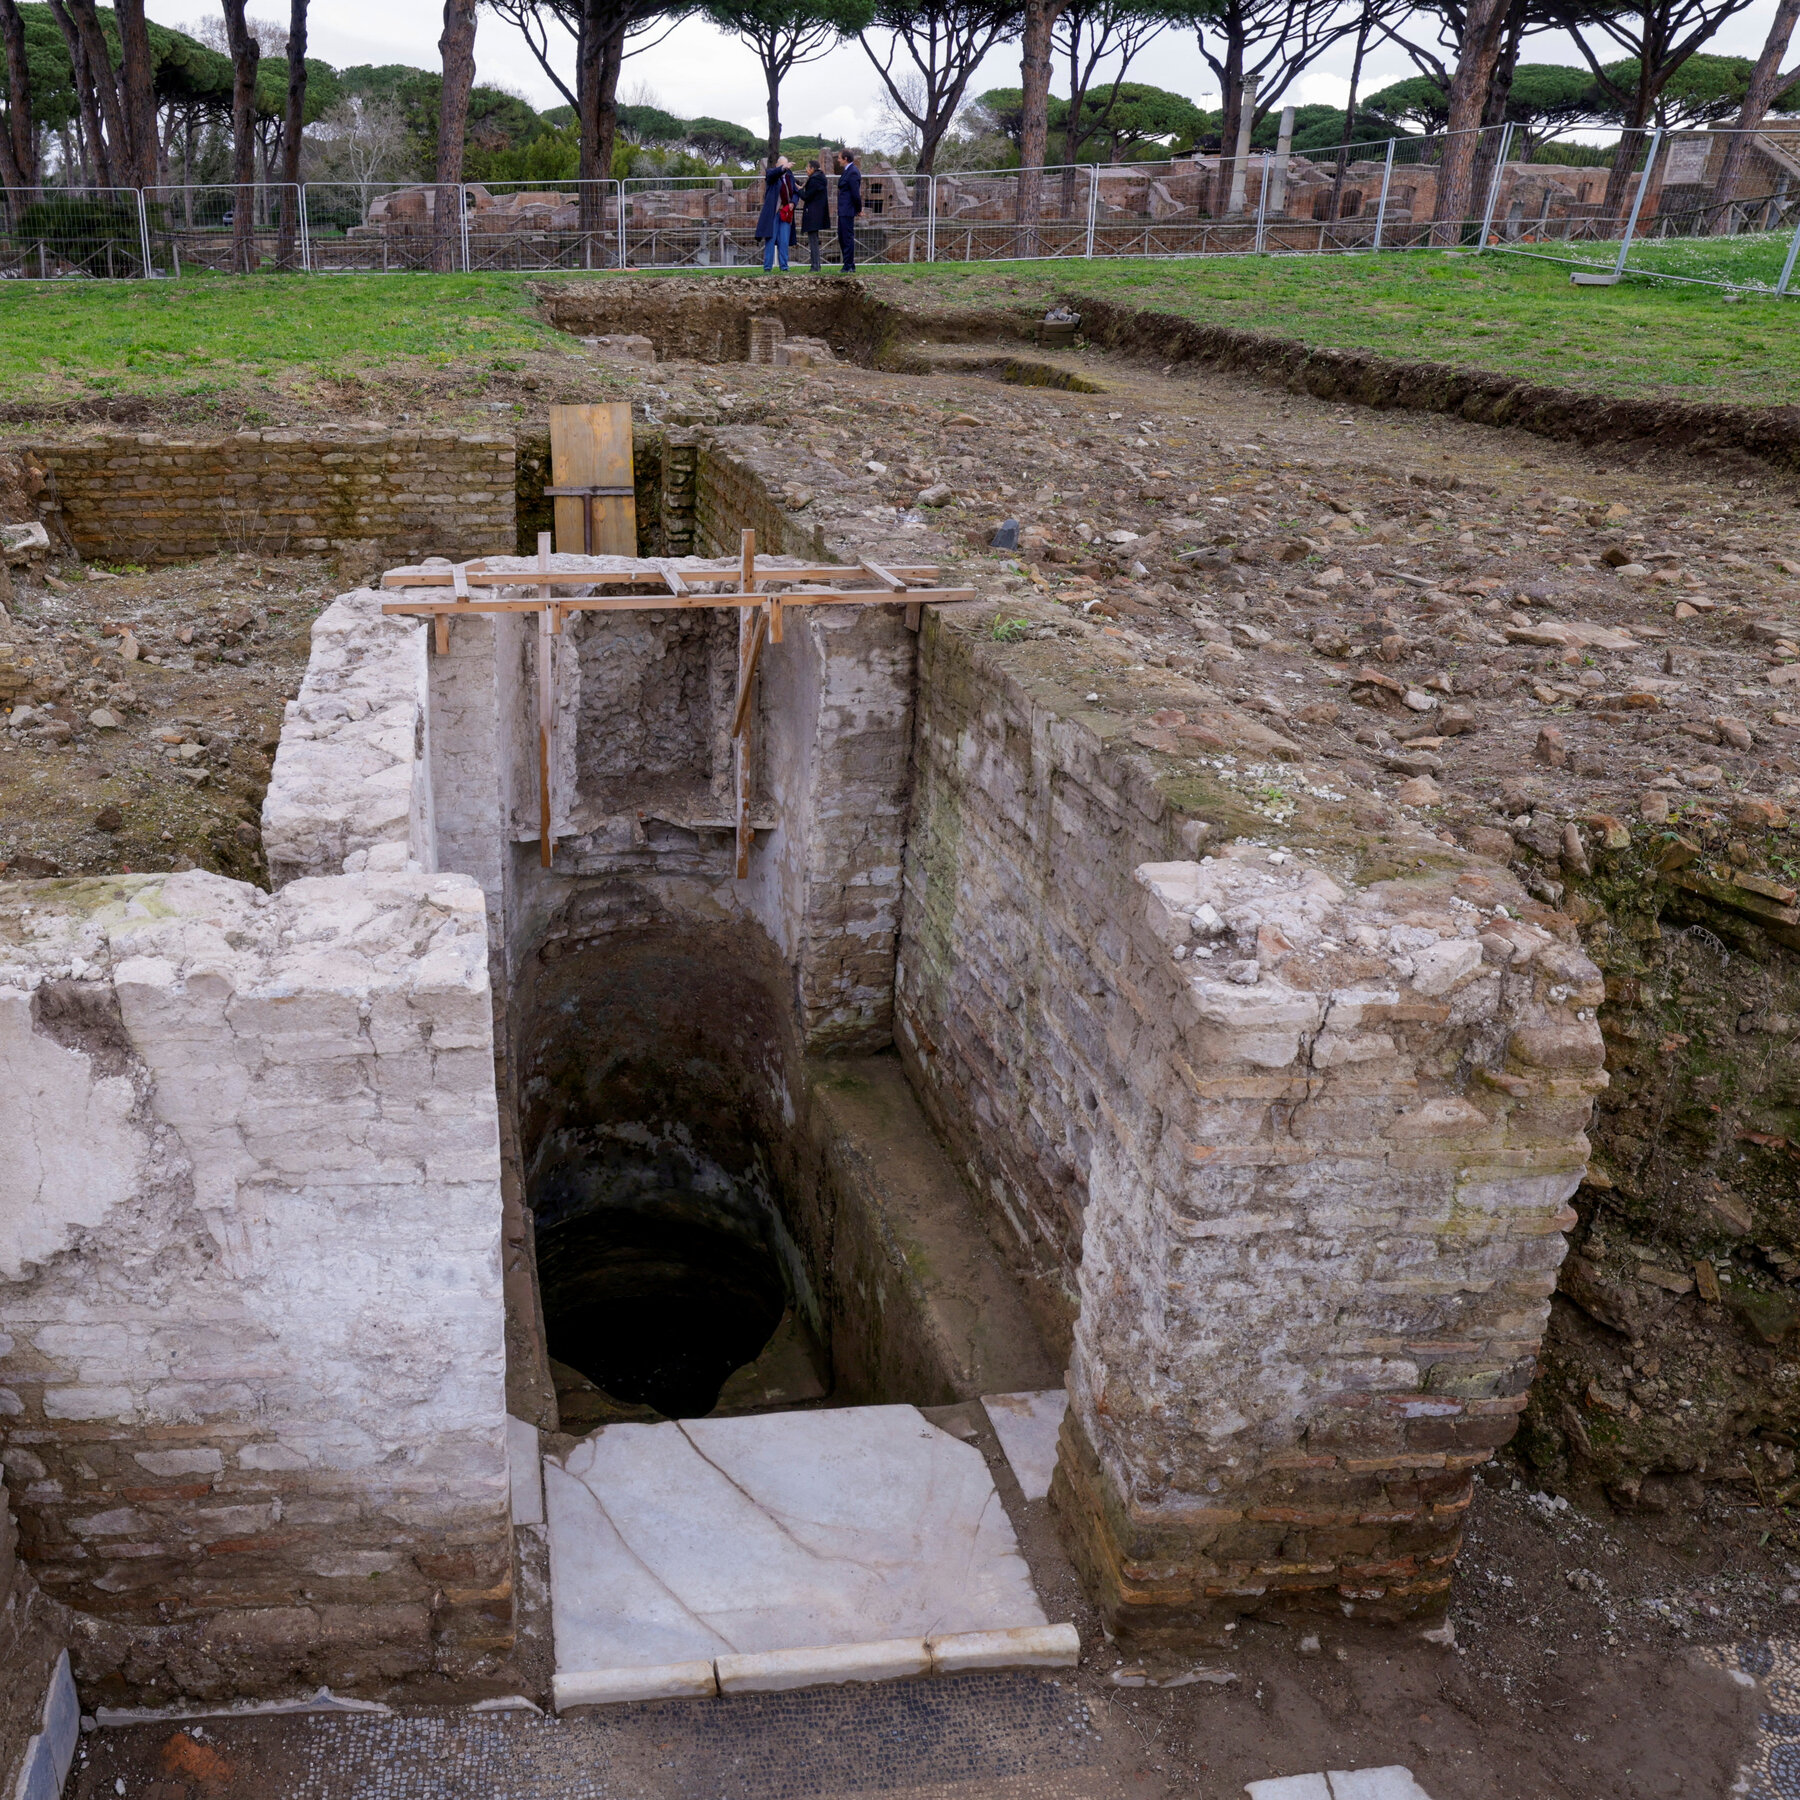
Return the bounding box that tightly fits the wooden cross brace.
[384,532,972,877]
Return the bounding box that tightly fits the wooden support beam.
[768,593,783,644]
[732,603,770,741]
[434,614,450,655]
[740,527,756,594]
[381,564,945,591]
[537,604,555,870]
[857,557,905,591]
[384,588,974,619]
[663,566,689,598]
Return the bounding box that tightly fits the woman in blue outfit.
[755,156,796,273]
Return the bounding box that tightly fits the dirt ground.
[10,298,1800,1797]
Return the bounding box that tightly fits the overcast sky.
[144,0,1791,156]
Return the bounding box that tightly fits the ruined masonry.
[0,462,1602,1706]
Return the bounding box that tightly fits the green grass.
[0,272,570,406]
[864,247,1800,408]
[0,250,1792,416]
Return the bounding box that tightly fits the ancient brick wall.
[0,870,512,1700]
[31,430,515,567]
[900,612,1603,1641]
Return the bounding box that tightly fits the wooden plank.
[731,604,770,740]
[663,566,688,597]
[858,557,906,592]
[537,606,555,869]
[381,564,944,590]
[550,403,636,556]
[383,588,974,618]
[434,613,450,655]
[741,528,756,593]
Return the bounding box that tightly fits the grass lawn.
[0,271,572,408]
[0,250,1791,417]
[863,246,1800,409]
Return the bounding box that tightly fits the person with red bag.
[756,155,796,274]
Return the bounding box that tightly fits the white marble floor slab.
[981,1389,1068,1501]
[545,1404,1049,1675]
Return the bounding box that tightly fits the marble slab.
[981,1389,1068,1501]
[507,1414,543,1528]
[545,1403,1049,1675]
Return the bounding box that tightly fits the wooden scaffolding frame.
[381,531,972,876]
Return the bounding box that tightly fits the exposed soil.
[0,554,331,883]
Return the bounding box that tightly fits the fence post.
[1085,166,1098,258]
[928,171,937,263]
[1778,203,1800,297]
[459,184,471,272]
[1613,126,1663,278]
[1477,121,1514,247]
[1253,152,1270,253]
[616,181,626,270]
[1372,138,1396,251]
[298,183,312,272]
[135,187,153,278]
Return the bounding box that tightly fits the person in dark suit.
[799,158,830,272]
[833,148,862,274]
[755,155,796,273]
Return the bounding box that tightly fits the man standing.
[833,147,862,274]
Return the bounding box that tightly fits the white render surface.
[544,1405,1048,1675]
[981,1389,1068,1502]
[261,589,436,886]
[0,868,510,1640]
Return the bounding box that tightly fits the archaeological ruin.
[2,272,1796,1796]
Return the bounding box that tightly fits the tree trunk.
[762,41,782,165]
[1329,8,1370,221]
[1602,120,1650,219]
[1212,22,1245,219]
[1018,0,1060,237]
[1709,0,1800,228]
[221,0,259,271]
[434,0,477,272]
[0,0,38,196]
[278,0,309,267]
[1430,0,1510,244]
[48,1,113,188]
[113,0,158,189]
[577,2,603,235]
[65,0,131,182]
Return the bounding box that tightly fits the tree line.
[0,0,1793,262]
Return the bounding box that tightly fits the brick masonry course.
[29,431,516,568]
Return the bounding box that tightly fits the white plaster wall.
[0,870,510,1660]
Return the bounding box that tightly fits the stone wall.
[0,1485,66,1798]
[0,869,512,1700]
[32,431,515,568]
[899,612,1603,1642]
[261,590,437,889]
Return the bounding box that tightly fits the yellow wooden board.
[549,402,637,555]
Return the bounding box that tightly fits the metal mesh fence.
[0,189,149,279]
[3,127,1796,291]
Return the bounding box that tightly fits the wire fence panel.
[0,188,150,279]
[463,180,622,272]
[302,182,464,272]
[3,128,1796,290]
[143,183,303,275]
